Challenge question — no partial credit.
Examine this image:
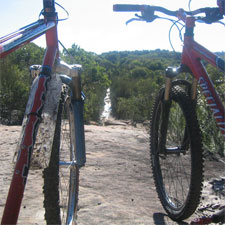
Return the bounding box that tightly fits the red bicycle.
[1,1,86,224]
[114,1,225,223]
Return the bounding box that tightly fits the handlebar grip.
[113,4,144,12]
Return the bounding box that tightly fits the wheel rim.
[154,99,192,211]
[59,99,79,225]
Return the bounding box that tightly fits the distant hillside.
[99,49,181,122]
[0,44,224,124]
[1,44,224,155]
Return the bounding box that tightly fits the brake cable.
[39,1,69,22]
[168,20,185,51]
[188,0,192,11]
[125,11,185,52]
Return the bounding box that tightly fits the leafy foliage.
[0,43,111,124]
[197,64,225,156]
[61,44,111,122]
[0,44,224,156]
[0,43,44,124]
[101,50,180,122]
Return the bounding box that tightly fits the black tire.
[43,91,79,225]
[150,85,204,221]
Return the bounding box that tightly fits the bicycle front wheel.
[43,91,79,225]
[150,86,204,221]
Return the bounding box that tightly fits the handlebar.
[113,4,145,12]
[113,4,224,24]
[113,4,177,16]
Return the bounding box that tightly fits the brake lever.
[126,16,143,25]
[200,7,224,24]
[126,13,159,25]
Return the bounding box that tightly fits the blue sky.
[1,0,224,54]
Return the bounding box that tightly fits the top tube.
[0,0,59,58]
[0,20,56,58]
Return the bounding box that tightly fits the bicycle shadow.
[153,213,189,225]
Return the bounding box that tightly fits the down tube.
[1,73,50,225]
[186,56,225,138]
[1,44,58,225]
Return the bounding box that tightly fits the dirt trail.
[0,123,224,224]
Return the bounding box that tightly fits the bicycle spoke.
[150,86,203,220]
[43,95,79,225]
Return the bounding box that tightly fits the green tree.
[62,44,111,123]
[0,43,44,124]
[197,64,225,156]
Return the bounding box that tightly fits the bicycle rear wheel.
[43,90,79,225]
[150,86,204,221]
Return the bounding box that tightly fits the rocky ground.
[0,122,224,224]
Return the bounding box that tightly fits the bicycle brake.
[126,13,159,25]
[198,7,224,24]
[126,15,144,25]
[126,6,159,25]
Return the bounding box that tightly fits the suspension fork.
[158,65,198,154]
[56,60,86,168]
[29,60,87,167]
[69,66,86,168]
[157,76,172,154]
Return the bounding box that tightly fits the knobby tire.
[43,90,79,224]
[150,85,204,221]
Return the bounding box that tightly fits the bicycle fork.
[164,65,198,100]
[55,60,86,168]
[158,65,198,155]
[1,60,86,225]
[29,60,86,167]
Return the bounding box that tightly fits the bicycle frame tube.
[0,20,56,58]
[181,16,225,138]
[1,3,59,225]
